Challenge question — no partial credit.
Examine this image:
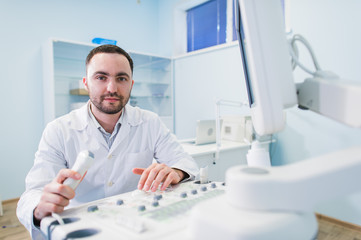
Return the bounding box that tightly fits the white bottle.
[63,150,95,190]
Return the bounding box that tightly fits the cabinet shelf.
[133,82,169,85]
[68,91,171,99]
[70,89,88,96]
[131,95,170,99]
[54,56,85,64]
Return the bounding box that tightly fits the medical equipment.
[40,180,225,240]
[234,0,297,136]
[221,116,252,143]
[214,99,248,163]
[189,0,361,239]
[63,150,95,190]
[194,120,217,145]
[50,151,95,226]
[246,140,271,167]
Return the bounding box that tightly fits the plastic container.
[92,38,117,45]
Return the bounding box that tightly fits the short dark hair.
[86,44,133,74]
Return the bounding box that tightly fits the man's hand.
[132,163,185,192]
[33,169,81,222]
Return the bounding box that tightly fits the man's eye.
[117,77,127,82]
[96,76,106,81]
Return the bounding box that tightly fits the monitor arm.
[297,77,361,128]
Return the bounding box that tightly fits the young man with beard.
[17,45,199,239]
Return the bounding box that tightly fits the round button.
[108,181,114,187]
[116,199,124,205]
[191,189,198,195]
[154,195,163,201]
[107,154,112,160]
[87,205,98,212]
[138,205,146,211]
[201,186,207,192]
[152,201,159,207]
[210,183,217,188]
[180,192,187,198]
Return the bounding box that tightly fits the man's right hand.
[33,169,81,222]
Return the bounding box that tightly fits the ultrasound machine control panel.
[41,181,225,240]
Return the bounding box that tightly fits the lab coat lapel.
[110,105,142,152]
[90,122,109,150]
[110,120,130,152]
[76,101,108,150]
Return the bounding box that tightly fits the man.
[17,44,199,239]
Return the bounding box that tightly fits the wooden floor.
[0,199,30,240]
[316,214,361,240]
[1,198,361,240]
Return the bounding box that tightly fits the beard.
[90,92,130,114]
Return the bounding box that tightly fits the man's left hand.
[132,163,185,192]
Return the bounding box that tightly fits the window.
[184,0,287,53]
[186,0,228,52]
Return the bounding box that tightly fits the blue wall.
[0,0,164,200]
[174,43,248,139]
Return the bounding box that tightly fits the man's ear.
[83,77,88,91]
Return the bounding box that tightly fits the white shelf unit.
[42,39,174,131]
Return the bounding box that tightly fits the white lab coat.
[17,102,199,239]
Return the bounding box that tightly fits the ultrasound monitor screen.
[234,0,254,108]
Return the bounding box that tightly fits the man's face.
[84,53,134,115]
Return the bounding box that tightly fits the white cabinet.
[42,39,174,131]
[129,52,173,131]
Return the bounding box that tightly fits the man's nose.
[107,79,117,93]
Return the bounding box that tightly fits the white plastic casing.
[297,77,361,128]
[236,0,297,136]
[246,140,271,167]
[189,195,318,240]
[189,145,361,240]
[226,145,361,212]
[63,150,95,190]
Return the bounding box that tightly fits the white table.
[180,140,250,182]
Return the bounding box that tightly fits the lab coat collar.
[68,101,143,131]
[124,104,144,127]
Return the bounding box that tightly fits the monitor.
[234,0,297,136]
